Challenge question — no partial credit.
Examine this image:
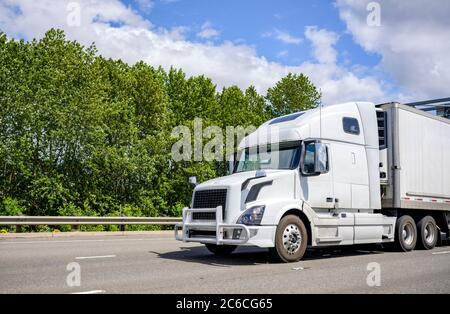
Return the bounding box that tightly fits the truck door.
[299,140,356,246]
[330,142,370,210]
[299,140,334,209]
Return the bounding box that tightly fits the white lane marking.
[0,238,173,245]
[70,290,105,294]
[432,251,450,255]
[75,255,116,260]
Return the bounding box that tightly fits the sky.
[0,0,449,105]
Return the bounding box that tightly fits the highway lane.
[0,232,449,294]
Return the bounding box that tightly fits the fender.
[274,200,319,246]
[258,198,303,225]
[274,200,317,224]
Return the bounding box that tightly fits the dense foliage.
[0,29,321,221]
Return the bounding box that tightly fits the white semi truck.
[175,99,450,262]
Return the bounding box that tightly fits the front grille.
[192,212,216,221]
[189,230,216,238]
[192,189,227,219]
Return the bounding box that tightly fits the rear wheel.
[394,215,417,252]
[270,215,308,263]
[205,244,237,256]
[417,216,438,250]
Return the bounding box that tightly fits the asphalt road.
[1,232,449,294]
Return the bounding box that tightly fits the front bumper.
[174,206,251,245]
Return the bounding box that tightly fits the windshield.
[233,142,301,173]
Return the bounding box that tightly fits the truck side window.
[343,117,360,135]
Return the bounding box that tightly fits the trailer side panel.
[384,104,450,211]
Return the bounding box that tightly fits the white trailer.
[378,102,450,250]
[175,99,450,262]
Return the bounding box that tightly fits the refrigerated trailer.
[175,99,450,262]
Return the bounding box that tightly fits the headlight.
[237,205,265,226]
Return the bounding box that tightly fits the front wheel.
[205,244,237,256]
[270,215,308,263]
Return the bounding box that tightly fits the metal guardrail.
[0,216,182,226]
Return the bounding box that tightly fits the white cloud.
[336,0,450,101]
[305,26,339,64]
[0,0,390,105]
[196,21,220,39]
[134,0,154,13]
[297,26,385,104]
[277,50,289,58]
[263,29,302,45]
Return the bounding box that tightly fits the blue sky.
[1,0,448,104]
[118,0,392,102]
[125,0,380,67]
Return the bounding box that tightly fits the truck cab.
[175,101,449,262]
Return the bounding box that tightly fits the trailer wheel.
[394,215,417,252]
[417,216,438,250]
[270,215,308,263]
[205,244,237,256]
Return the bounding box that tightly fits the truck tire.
[270,215,308,263]
[417,216,438,250]
[205,244,237,256]
[394,215,417,252]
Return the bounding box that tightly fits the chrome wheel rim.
[424,222,435,244]
[402,223,414,246]
[283,224,302,255]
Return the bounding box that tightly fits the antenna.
[319,89,323,138]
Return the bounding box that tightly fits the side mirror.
[300,141,328,176]
[188,176,198,187]
[314,143,328,174]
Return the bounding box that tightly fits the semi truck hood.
[196,169,293,190]
[194,170,297,224]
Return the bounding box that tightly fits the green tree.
[266,73,321,117]
[0,197,25,216]
[0,29,321,221]
[217,86,251,128]
[245,86,271,125]
[163,69,222,211]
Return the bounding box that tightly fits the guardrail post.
[16,225,21,233]
[120,224,126,232]
[71,225,78,232]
